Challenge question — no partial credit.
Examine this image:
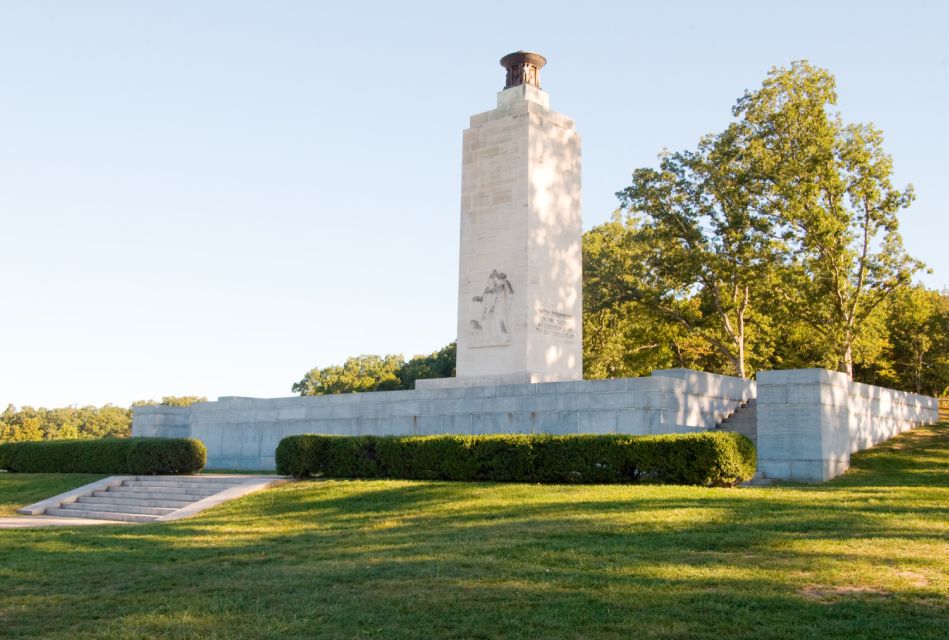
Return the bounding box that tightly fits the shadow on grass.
[828,423,949,488]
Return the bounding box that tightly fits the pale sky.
[2,1,947,408]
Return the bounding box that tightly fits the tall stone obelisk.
[447,51,583,385]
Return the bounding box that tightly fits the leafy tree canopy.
[292,343,456,396]
[132,396,208,407]
[0,404,132,442]
[610,60,926,380]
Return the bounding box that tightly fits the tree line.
[291,344,456,396]
[0,397,206,443]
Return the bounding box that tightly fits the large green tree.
[610,60,924,380]
[291,354,404,395]
[396,342,456,390]
[583,217,721,378]
[292,343,457,396]
[613,88,785,378]
[737,61,923,378]
[883,286,949,396]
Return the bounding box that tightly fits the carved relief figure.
[470,270,514,346]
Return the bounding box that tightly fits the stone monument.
[133,52,940,481]
[419,51,583,389]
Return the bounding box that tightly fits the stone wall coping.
[131,405,192,415]
[756,368,938,405]
[134,371,757,425]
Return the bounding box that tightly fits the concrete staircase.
[716,399,757,446]
[37,476,264,523]
[715,400,774,485]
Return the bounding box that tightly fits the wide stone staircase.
[715,400,772,485]
[715,399,757,446]
[41,476,256,523]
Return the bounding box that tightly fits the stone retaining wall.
[133,369,754,470]
[134,367,939,480]
[756,369,939,482]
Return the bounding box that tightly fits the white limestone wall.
[133,369,752,470]
[756,369,939,482]
[134,405,190,439]
[843,377,939,451]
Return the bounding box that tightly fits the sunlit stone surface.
[438,51,583,388]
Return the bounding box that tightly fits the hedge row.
[276,432,756,487]
[0,438,206,474]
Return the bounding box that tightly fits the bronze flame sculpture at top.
[500,51,547,89]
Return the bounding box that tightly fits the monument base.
[131,368,938,479]
[133,369,756,470]
[414,372,578,390]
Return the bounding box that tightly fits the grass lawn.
[1,425,947,640]
[0,473,104,516]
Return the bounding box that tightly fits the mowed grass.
[0,473,103,516]
[1,426,947,640]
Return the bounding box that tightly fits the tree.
[132,396,208,408]
[737,61,924,378]
[611,60,924,380]
[77,405,133,438]
[582,219,720,377]
[885,286,949,396]
[0,406,43,442]
[292,354,405,395]
[0,398,210,443]
[614,101,781,379]
[292,344,458,396]
[397,343,456,389]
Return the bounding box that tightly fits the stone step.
[20,474,286,524]
[129,477,249,488]
[123,479,243,489]
[93,490,206,502]
[716,399,758,446]
[43,508,159,523]
[718,423,756,432]
[78,495,193,509]
[60,501,176,516]
[134,475,215,481]
[726,423,756,432]
[116,484,222,496]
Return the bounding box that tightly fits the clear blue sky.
[2,1,947,408]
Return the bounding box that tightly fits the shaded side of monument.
[132,53,940,482]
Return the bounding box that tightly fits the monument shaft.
[455,53,582,383]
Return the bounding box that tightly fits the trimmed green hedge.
[276,432,756,487]
[0,438,206,474]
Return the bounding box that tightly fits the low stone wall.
[137,405,190,439]
[133,369,753,470]
[756,369,939,482]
